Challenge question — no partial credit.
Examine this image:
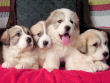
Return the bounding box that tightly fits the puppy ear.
[74,23,80,35]
[1,29,10,45]
[101,31,108,38]
[73,12,79,35]
[77,36,88,54]
[30,21,43,35]
[73,12,79,24]
[46,10,57,27]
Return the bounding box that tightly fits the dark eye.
[57,20,63,23]
[93,43,98,47]
[70,20,73,24]
[104,41,108,45]
[27,31,30,35]
[16,32,21,37]
[37,32,41,37]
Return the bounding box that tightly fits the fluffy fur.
[1,25,39,69]
[43,8,79,71]
[30,21,51,67]
[66,29,109,72]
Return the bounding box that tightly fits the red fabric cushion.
[0,65,110,83]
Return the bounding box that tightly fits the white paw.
[88,64,97,72]
[15,64,24,69]
[86,67,96,73]
[95,62,109,71]
[2,62,13,68]
[76,66,96,73]
[99,64,109,71]
[43,60,59,72]
[32,64,39,69]
[46,67,54,72]
[43,64,58,72]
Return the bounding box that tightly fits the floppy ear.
[77,36,88,54]
[74,22,80,35]
[30,21,43,35]
[46,10,57,27]
[73,12,79,24]
[72,12,80,35]
[1,29,10,45]
[101,31,108,38]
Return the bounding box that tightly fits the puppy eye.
[27,32,30,35]
[16,32,21,37]
[57,20,63,23]
[93,43,98,47]
[37,32,41,37]
[104,42,108,45]
[70,20,73,24]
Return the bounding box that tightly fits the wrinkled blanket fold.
[0,65,110,83]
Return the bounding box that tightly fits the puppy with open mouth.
[1,25,39,69]
[43,8,79,71]
[66,29,109,72]
[30,21,51,67]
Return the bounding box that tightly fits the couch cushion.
[16,0,77,28]
[89,0,110,33]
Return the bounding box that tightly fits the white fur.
[17,28,33,49]
[66,29,109,72]
[43,8,79,72]
[37,22,51,48]
[31,21,52,67]
[91,30,109,61]
[2,25,39,69]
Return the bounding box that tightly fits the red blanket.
[0,65,110,83]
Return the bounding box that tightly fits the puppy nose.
[103,52,108,57]
[65,26,70,32]
[43,41,48,46]
[27,37,32,44]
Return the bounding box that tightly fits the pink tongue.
[62,36,70,46]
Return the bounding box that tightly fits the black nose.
[43,41,48,46]
[103,52,108,57]
[65,26,70,32]
[27,37,32,44]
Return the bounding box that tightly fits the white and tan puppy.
[44,8,79,71]
[66,29,109,72]
[1,25,39,69]
[30,21,51,67]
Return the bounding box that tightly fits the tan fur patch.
[77,29,108,55]
[46,10,64,27]
[1,29,10,45]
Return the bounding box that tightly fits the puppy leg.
[66,62,96,72]
[95,61,109,71]
[2,61,16,68]
[32,61,39,69]
[65,56,96,72]
[43,54,60,72]
[15,57,38,69]
[15,63,37,69]
[15,64,25,69]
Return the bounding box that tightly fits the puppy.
[1,25,39,69]
[66,29,109,72]
[30,21,51,67]
[44,8,79,71]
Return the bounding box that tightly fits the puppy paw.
[47,68,55,72]
[103,64,109,71]
[15,64,24,69]
[77,66,96,73]
[32,64,39,69]
[43,64,58,72]
[95,61,109,71]
[2,62,13,68]
[86,68,96,73]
